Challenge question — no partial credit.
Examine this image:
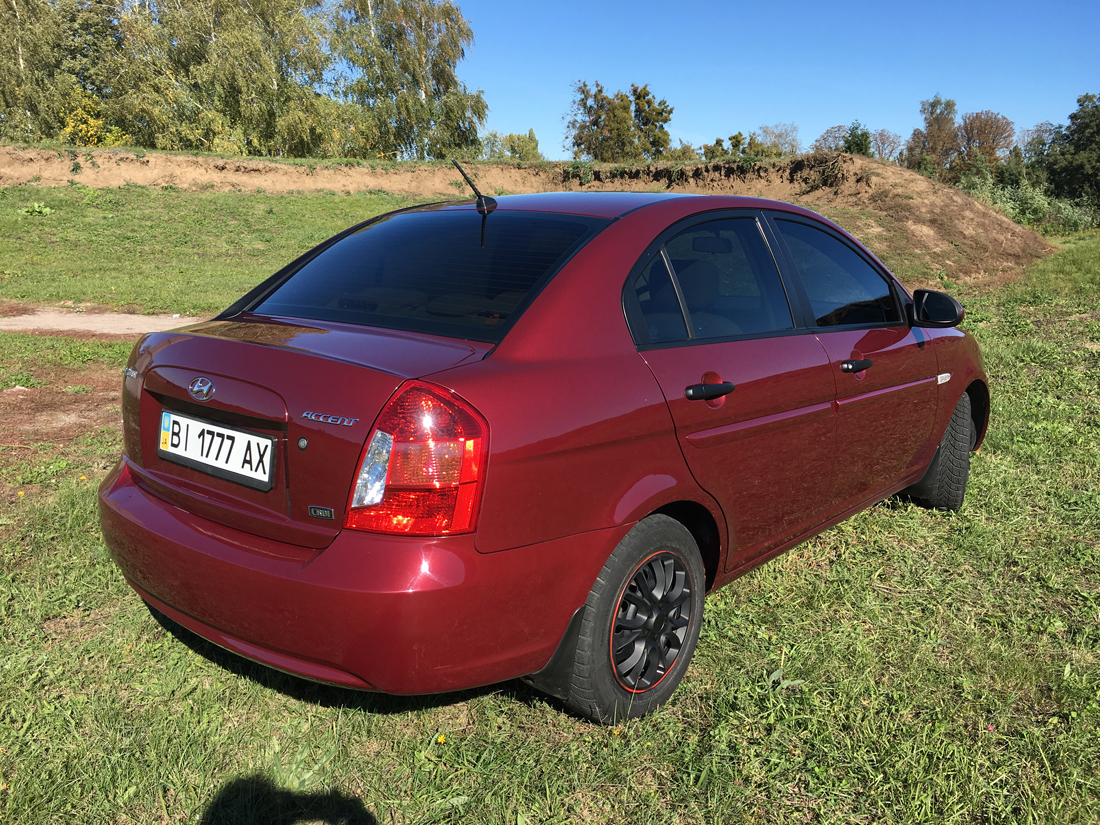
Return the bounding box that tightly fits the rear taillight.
[345,381,488,535]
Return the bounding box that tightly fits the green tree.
[843,120,872,156]
[566,81,640,162]
[700,137,729,161]
[0,0,74,141]
[630,83,673,159]
[502,128,543,161]
[481,129,506,160]
[0,0,489,158]
[998,145,1028,189]
[333,0,487,159]
[701,133,745,159]
[744,131,783,158]
[114,0,333,156]
[1016,121,1058,190]
[57,0,123,101]
[904,94,959,180]
[1047,93,1100,206]
[566,80,674,162]
[482,128,543,161]
[665,139,699,161]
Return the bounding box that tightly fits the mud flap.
[520,605,586,702]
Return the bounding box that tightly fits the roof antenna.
[452,159,496,247]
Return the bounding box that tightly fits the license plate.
[158,410,275,491]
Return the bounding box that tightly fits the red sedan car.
[99,191,988,722]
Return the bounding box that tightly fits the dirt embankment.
[0,145,1053,287]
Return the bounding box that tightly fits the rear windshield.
[252,209,610,342]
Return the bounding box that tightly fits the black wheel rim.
[611,551,693,692]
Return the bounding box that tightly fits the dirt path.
[0,306,204,335]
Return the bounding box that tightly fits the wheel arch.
[966,379,990,449]
[652,500,722,592]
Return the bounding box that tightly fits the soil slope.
[0,146,1053,288]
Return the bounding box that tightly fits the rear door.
[765,214,939,510]
[624,212,837,570]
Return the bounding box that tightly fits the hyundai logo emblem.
[188,376,215,402]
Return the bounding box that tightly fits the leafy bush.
[563,160,593,186]
[17,202,54,217]
[959,162,1096,234]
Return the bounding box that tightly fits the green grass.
[0,184,422,315]
[0,237,1098,822]
[0,331,131,389]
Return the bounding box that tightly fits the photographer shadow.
[199,775,375,825]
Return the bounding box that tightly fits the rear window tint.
[253,209,609,342]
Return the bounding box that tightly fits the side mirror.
[911,289,964,328]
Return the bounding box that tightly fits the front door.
[814,326,938,507]
[767,215,939,511]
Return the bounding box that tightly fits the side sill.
[719,472,926,587]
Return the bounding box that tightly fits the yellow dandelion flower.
[437,734,446,744]
[80,476,87,481]
[17,491,25,497]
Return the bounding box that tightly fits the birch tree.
[333,0,487,159]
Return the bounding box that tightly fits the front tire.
[563,515,705,723]
[911,392,973,511]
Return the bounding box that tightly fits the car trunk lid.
[128,317,491,550]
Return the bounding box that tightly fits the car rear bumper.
[99,458,622,694]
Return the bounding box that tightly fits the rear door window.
[253,209,609,342]
[630,253,689,344]
[772,219,901,327]
[665,218,794,338]
[626,216,794,345]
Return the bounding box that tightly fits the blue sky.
[455,0,1100,160]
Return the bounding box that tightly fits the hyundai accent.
[99,190,987,722]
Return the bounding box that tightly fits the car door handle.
[841,359,873,373]
[684,381,736,401]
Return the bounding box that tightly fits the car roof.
[485,192,694,218]
[427,191,821,221]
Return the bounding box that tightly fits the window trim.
[660,247,696,339]
[761,212,907,331]
[621,209,805,350]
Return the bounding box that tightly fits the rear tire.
[563,515,705,723]
[912,392,973,511]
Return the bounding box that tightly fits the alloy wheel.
[610,551,693,692]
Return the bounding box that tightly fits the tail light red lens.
[344,381,488,535]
